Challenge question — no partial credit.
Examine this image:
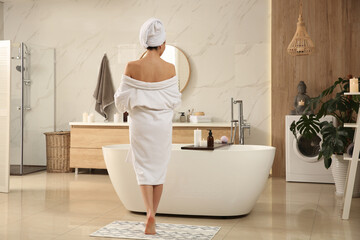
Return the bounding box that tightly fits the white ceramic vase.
[331,154,360,197]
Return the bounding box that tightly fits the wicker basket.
[44,131,71,173]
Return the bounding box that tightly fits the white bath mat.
[90,220,220,240]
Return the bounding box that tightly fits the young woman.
[114,18,181,235]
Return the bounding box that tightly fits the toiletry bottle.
[207,129,214,148]
[187,109,191,122]
[123,111,128,122]
[180,112,186,122]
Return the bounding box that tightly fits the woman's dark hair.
[147,46,160,51]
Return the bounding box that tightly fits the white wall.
[0,2,3,40]
[0,40,11,192]
[4,0,271,145]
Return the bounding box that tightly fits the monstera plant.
[290,77,358,169]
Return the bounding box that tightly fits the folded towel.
[139,18,166,49]
[93,54,115,120]
[189,115,212,123]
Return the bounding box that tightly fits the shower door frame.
[10,42,54,176]
[19,42,24,175]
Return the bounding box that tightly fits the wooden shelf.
[343,153,360,161]
[340,91,360,219]
[344,123,358,128]
[341,96,360,220]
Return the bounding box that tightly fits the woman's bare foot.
[145,215,156,235]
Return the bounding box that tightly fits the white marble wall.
[4,0,271,145]
[0,40,11,192]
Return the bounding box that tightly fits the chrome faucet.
[230,98,250,144]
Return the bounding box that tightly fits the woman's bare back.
[125,56,176,83]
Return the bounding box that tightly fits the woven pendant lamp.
[287,0,315,56]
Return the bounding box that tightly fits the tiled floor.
[0,171,359,240]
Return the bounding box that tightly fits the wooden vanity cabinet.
[69,123,231,170]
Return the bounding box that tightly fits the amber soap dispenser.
[207,129,214,148]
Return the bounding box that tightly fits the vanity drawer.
[70,126,129,148]
[70,148,106,169]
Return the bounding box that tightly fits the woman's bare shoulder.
[127,60,142,67]
[160,60,176,77]
[124,60,141,77]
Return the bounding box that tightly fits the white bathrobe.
[114,75,181,185]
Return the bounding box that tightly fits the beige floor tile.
[54,235,109,240]
[235,212,314,232]
[225,200,315,239]
[1,213,94,236]
[224,226,311,240]
[95,205,129,219]
[0,230,58,240]
[48,199,120,218]
[310,214,360,240]
[285,182,327,193]
[317,191,360,219]
[0,199,64,227]
[2,172,360,240]
[57,217,127,237]
[258,190,321,205]
[0,194,8,204]
[252,201,318,219]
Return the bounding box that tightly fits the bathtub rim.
[102,143,275,152]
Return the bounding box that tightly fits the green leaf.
[324,158,332,169]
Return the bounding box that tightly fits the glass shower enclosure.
[9,42,55,175]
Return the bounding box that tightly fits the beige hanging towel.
[93,54,115,120]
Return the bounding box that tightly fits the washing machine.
[285,115,335,183]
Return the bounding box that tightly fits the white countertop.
[69,122,231,127]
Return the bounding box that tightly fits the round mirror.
[141,45,191,92]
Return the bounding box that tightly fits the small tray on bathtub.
[181,143,232,151]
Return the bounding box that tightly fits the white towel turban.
[139,18,166,49]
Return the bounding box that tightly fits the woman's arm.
[169,63,176,78]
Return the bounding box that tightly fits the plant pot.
[331,154,360,197]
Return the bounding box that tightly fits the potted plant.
[290,76,360,196]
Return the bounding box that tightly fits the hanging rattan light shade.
[287,1,315,56]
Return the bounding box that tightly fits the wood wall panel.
[272,0,359,177]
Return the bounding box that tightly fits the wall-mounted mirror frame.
[141,45,191,93]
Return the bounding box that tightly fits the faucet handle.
[243,120,251,136]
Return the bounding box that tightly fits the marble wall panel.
[4,0,271,145]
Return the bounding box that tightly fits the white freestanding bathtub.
[103,144,275,216]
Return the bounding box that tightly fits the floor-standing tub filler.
[103,144,275,216]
